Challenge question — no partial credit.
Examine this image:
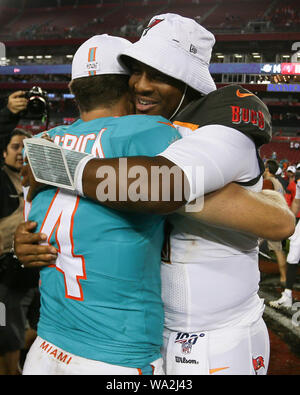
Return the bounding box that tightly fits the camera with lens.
[22,86,49,120]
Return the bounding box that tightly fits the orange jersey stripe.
[173,121,199,131]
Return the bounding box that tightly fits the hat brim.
[119,38,216,95]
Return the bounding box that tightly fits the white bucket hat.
[118,13,216,95]
[72,34,131,80]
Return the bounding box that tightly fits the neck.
[80,95,133,122]
[174,88,204,120]
[4,163,19,173]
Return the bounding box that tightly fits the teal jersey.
[28,115,181,368]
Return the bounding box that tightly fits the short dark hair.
[266,159,279,175]
[3,128,32,153]
[69,74,129,113]
[11,128,32,140]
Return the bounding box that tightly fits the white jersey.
[160,125,265,332]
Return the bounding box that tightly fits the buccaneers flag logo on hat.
[252,356,265,374]
[142,18,164,36]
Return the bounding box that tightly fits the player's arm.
[81,155,186,214]
[178,183,295,241]
[80,126,254,212]
[25,127,295,229]
[26,156,186,213]
[17,182,295,269]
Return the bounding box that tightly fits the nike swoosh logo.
[209,367,229,374]
[236,89,254,98]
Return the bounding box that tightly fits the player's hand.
[14,221,58,268]
[7,90,28,114]
[41,132,53,142]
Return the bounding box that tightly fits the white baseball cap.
[71,34,131,80]
[287,166,296,173]
[118,13,216,95]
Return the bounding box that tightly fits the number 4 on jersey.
[39,189,86,301]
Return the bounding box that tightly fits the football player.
[17,15,295,375]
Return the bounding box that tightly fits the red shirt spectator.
[284,166,300,217]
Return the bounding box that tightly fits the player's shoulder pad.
[174,84,272,147]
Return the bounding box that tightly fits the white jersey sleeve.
[159,125,261,203]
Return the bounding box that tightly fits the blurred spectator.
[262,159,287,285]
[270,171,300,309]
[285,166,297,207]
[0,129,40,375]
[0,91,28,164]
[275,166,289,191]
[271,3,300,29]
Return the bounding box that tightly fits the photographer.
[0,128,40,375]
[0,91,28,163]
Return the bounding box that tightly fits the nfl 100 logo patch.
[174,332,205,354]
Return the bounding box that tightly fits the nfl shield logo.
[182,342,192,354]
